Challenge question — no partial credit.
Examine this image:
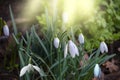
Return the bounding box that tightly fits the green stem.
[32,53,56,80]
[50,41,53,65]
[58,48,61,80]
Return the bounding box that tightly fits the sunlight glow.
[62,12,69,23]
[21,0,42,18]
[78,0,94,14]
[63,0,95,22]
[64,0,76,20]
[20,0,95,24]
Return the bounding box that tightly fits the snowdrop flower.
[62,12,68,23]
[3,25,9,37]
[78,33,84,44]
[64,43,68,58]
[100,41,108,53]
[20,64,41,77]
[53,37,60,48]
[68,40,79,58]
[94,64,101,78]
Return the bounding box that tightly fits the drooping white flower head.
[64,43,68,58]
[100,41,108,53]
[20,64,41,77]
[68,40,79,58]
[53,37,60,48]
[62,12,68,23]
[78,33,84,44]
[94,64,101,78]
[3,25,9,37]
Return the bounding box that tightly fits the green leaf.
[9,5,18,35]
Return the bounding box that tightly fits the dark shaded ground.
[0,0,24,21]
[102,40,120,80]
[0,0,22,80]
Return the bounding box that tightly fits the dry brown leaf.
[111,59,118,64]
[104,71,120,80]
[84,53,89,60]
[92,77,97,80]
[79,53,89,67]
[104,60,119,73]
[100,71,105,80]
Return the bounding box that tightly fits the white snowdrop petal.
[3,25,9,36]
[78,33,84,44]
[94,64,101,78]
[33,65,46,76]
[100,42,108,53]
[74,45,79,56]
[33,65,41,73]
[68,40,76,58]
[54,37,60,48]
[27,64,34,72]
[20,65,29,77]
[72,42,79,56]
[100,42,104,53]
[105,47,108,53]
[64,44,68,58]
[103,42,108,53]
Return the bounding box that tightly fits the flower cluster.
[20,33,109,78]
[53,33,108,58]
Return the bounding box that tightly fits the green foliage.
[81,0,120,50]
[36,0,120,50]
[14,26,115,80]
[9,5,17,35]
[9,0,119,80]
[12,9,115,80]
[0,17,18,73]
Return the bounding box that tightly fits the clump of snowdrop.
[20,63,42,77]
[78,33,84,44]
[94,64,101,78]
[68,40,79,58]
[3,25,9,37]
[53,37,60,48]
[100,41,108,53]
